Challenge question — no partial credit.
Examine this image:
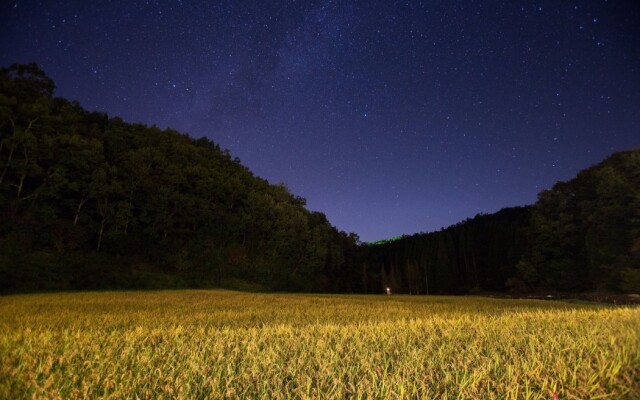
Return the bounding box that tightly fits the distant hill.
[364,149,640,294]
[0,63,362,293]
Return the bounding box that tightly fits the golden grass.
[1,290,638,399]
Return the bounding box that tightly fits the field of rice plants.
[1,290,638,399]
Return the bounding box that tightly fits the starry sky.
[1,1,639,242]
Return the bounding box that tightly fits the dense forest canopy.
[510,150,640,293]
[364,207,532,294]
[0,63,362,292]
[366,151,640,294]
[1,63,638,294]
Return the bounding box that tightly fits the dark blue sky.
[2,1,639,242]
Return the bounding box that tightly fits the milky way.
[1,0,639,241]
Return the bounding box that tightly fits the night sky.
[1,1,639,242]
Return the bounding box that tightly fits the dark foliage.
[0,63,363,293]
[364,207,532,294]
[508,150,640,293]
[366,150,640,294]
[2,63,638,294]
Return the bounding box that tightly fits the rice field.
[1,290,638,399]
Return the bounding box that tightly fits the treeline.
[0,63,362,293]
[510,150,640,293]
[365,150,640,294]
[2,63,638,294]
[364,207,531,294]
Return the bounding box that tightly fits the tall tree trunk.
[15,167,53,213]
[15,173,25,200]
[74,195,88,225]
[124,194,134,234]
[12,174,26,214]
[97,218,106,251]
[472,255,479,287]
[425,267,429,295]
[0,146,15,185]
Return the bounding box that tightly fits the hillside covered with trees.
[364,207,531,294]
[1,63,638,294]
[365,150,640,294]
[0,63,362,293]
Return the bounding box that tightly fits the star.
[1,0,636,241]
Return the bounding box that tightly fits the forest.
[0,63,362,293]
[366,149,640,294]
[1,63,639,294]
